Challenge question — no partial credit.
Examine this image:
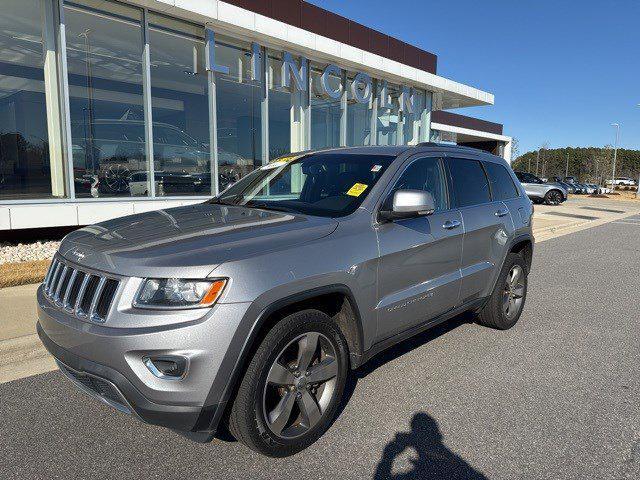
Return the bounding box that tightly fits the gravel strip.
[0,241,60,265]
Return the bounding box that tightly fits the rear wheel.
[226,310,348,457]
[544,189,563,205]
[477,253,528,330]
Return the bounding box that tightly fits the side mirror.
[379,189,436,222]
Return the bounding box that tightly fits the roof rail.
[416,142,491,154]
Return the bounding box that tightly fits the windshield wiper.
[209,194,243,206]
[244,201,299,214]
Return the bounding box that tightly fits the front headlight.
[134,278,227,309]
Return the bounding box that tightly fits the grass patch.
[0,259,51,289]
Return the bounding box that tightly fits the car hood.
[58,203,339,278]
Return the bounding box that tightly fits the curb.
[0,334,57,384]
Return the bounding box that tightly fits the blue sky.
[309,0,640,155]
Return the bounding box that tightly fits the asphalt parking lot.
[1,215,640,479]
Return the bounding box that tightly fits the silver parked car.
[37,145,534,457]
[514,171,567,205]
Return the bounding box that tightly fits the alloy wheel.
[548,190,562,205]
[502,265,525,320]
[262,332,338,439]
[104,164,131,192]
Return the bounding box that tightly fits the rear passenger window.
[484,162,520,200]
[446,158,491,207]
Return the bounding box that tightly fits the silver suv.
[514,171,567,205]
[37,144,533,457]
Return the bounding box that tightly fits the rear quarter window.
[484,162,520,201]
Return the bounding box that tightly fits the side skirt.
[354,298,487,368]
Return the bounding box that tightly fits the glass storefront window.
[64,0,147,198]
[148,14,211,196]
[346,76,372,147]
[2,0,435,203]
[215,38,262,191]
[0,0,62,200]
[310,65,341,150]
[267,53,291,159]
[376,82,400,146]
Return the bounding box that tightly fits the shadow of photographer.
[374,412,488,480]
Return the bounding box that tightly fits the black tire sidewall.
[482,253,528,330]
[235,310,349,456]
[545,190,560,205]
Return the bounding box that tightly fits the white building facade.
[0,0,511,230]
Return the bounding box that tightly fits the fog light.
[143,355,188,380]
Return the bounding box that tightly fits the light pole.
[565,151,569,178]
[610,123,620,193]
[637,105,640,198]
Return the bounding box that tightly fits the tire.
[226,309,349,457]
[477,253,528,330]
[544,189,563,205]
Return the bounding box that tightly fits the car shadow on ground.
[337,312,474,419]
[373,411,489,480]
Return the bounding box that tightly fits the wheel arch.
[194,284,365,437]
[509,235,534,272]
[546,188,565,200]
[247,285,365,367]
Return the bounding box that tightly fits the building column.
[260,46,269,164]
[339,71,347,147]
[502,139,513,164]
[420,91,433,143]
[42,0,65,197]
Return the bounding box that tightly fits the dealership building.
[0,0,512,231]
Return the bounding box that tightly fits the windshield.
[211,152,396,218]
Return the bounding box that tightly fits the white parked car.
[607,177,636,186]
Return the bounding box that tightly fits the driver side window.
[391,157,447,212]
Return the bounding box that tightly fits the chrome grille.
[43,258,119,323]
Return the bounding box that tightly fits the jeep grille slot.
[45,260,63,296]
[66,272,85,309]
[42,257,119,323]
[55,266,72,303]
[95,279,119,320]
[80,275,100,314]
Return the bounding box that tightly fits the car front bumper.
[36,284,251,436]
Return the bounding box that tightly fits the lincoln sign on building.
[0,0,512,230]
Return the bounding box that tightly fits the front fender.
[193,282,366,437]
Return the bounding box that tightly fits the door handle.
[443,220,461,230]
[495,209,509,217]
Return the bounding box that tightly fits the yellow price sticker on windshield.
[346,183,368,197]
[270,154,302,164]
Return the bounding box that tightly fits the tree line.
[511,146,640,184]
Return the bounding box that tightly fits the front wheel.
[477,253,528,330]
[226,310,349,457]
